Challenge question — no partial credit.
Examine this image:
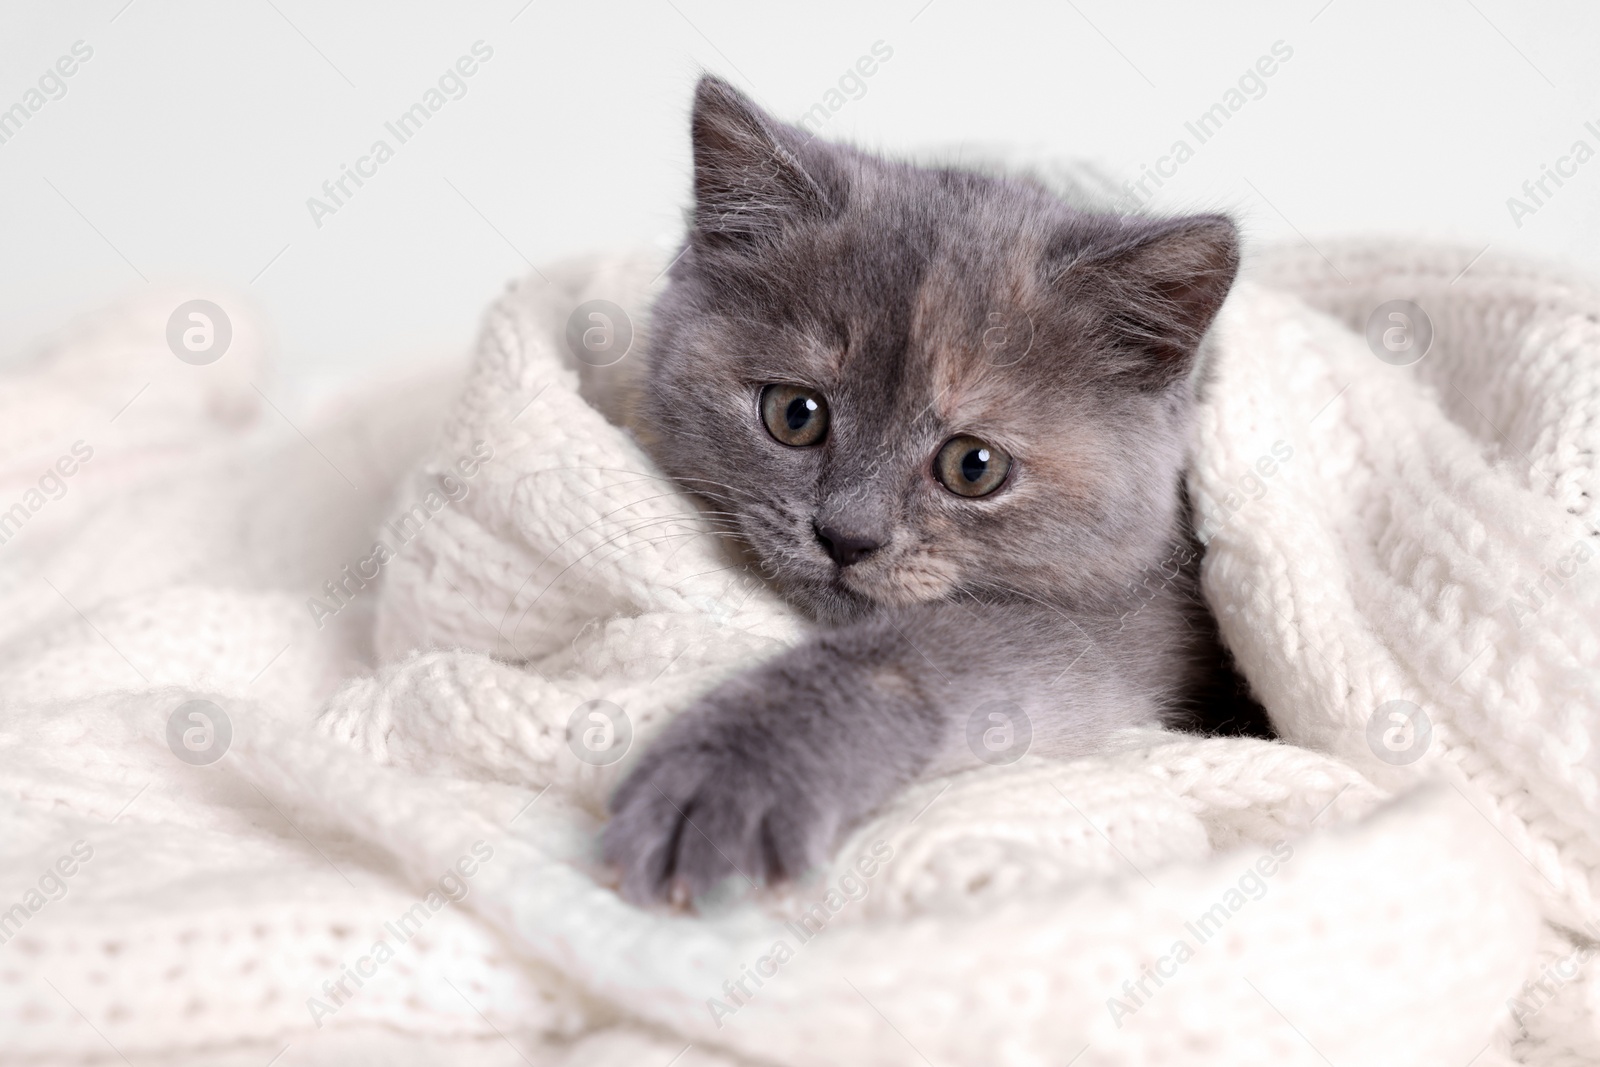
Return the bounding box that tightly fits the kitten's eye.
[760,384,830,447]
[934,435,1010,497]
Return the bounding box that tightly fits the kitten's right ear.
[690,75,834,247]
[1056,214,1240,388]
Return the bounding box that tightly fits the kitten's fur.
[603,75,1268,905]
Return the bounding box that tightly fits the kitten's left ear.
[689,74,836,248]
[1065,215,1240,386]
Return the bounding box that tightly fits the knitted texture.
[0,241,1592,1065]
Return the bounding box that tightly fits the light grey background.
[3,1,1597,402]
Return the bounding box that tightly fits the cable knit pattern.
[1,242,1593,1064]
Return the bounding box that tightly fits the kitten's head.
[643,75,1239,623]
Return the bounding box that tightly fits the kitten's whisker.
[576,527,739,581]
[509,463,769,517]
[497,489,735,631]
[981,580,1176,707]
[506,515,753,639]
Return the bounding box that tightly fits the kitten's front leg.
[603,599,1160,905]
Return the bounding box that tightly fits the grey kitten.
[603,75,1268,906]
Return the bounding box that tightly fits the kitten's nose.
[814,522,883,567]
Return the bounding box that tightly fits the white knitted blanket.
[2,241,1596,1066]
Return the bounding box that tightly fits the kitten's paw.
[602,704,831,907]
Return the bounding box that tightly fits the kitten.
[603,75,1269,906]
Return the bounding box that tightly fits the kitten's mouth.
[742,519,955,620]
[811,548,960,617]
[761,554,883,623]
[840,549,962,608]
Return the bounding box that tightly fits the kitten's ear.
[690,74,834,247]
[1064,215,1240,387]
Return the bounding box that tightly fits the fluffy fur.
[604,75,1267,905]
